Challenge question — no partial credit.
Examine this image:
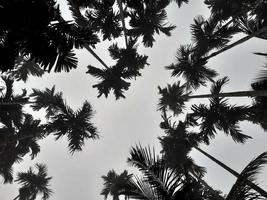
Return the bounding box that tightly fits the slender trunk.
[182,90,267,99]
[194,146,267,198]
[190,171,225,200]
[13,195,19,200]
[84,45,109,69]
[117,0,128,48]
[205,25,267,60]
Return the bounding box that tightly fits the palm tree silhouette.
[127,0,176,47]
[0,113,44,183]
[0,83,99,153]
[158,77,267,116]
[226,152,267,200]
[191,15,239,56]
[14,163,52,200]
[101,169,132,200]
[0,0,98,72]
[127,144,222,200]
[87,64,137,99]
[108,38,148,76]
[159,113,267,198]
[166,45,218,90]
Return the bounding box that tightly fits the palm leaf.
[226,152,267,200]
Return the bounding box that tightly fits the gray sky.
[1,1,267,199]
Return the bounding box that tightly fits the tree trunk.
[194,146,267,198]
[83,45,109,69]
[117,0,128,48]
[205,25,267,60]
[13,195,19,200]
[182,90,267,99]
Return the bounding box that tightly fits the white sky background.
[1,1,267,199]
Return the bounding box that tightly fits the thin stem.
[181,90,267,99]
[194,146,267,198]
[205,25,267,60]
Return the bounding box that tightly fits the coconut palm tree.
[101,170,132,200]
[158,113,267,198]
[127,0,176,47]
[14,163,52,200]
[166,45,218,90]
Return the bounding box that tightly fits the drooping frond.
[226,152,267,200]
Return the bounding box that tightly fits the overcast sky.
[1,1,267,199]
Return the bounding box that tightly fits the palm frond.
[30,86,64,118]
[226,152,267,200]
[158,82,189,115]
[87,65,132,99]
[166,45,218,90]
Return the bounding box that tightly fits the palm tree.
[158,113,267,198]
[158,77,267,115]
[101,169,132,200]
[0,113,44,183]
[108,38,149,77]
[0,0,98,72]
[190,77,252,144]
[0,75,28,127]
[226,152,267,200]
[190,15,239,56]
[14,163,52,200]
[0,84,99,153]
[127,144,222,200]
[127,0,176,47]
[249,80,267,131]
[165,45,218,90]
[87,64,137,99]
